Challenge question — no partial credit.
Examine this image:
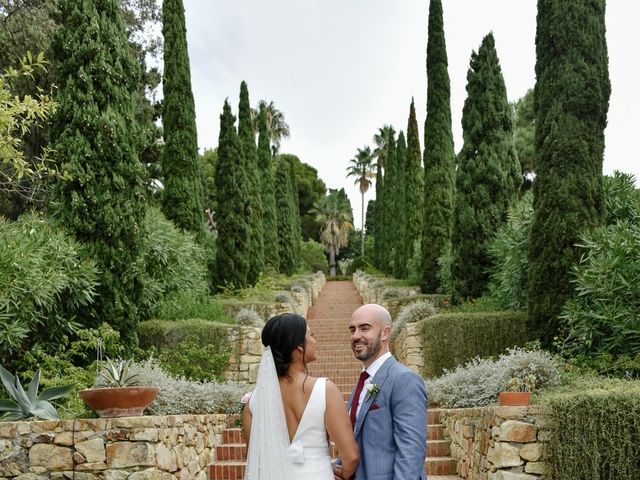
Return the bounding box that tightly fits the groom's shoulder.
[388,357,421,380]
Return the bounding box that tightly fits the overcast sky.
[182,0,639,229]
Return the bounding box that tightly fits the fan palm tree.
[251,100,290,155]
[310,192,354,276]
[346,146,375,256]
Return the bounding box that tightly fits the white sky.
[183,0,639,229]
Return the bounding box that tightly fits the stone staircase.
[208,280,461,479]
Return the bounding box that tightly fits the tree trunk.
[360,191,365,256]
[329,247,336,277]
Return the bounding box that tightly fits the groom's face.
[349,315,384,365]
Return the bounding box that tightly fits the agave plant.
[0,365,74,421]
[95,358,140,388]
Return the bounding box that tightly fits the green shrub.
[299,239,328,273]
[566,353,640,380]
[137,319,232,381]
[426,347,560,407]
[347,255,372,275]
[0,214,99,368]
[420,311,530,377]
[391,300,436,342]
[486,192,532,310]
[150,292,233,323]
[140,208,209,318]
[539,376,640,480]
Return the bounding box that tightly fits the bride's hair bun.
[262,313,307,377]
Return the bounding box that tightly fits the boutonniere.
[365,383,380,401]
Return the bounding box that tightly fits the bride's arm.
[325,380,359,479]
[242,401,252,444]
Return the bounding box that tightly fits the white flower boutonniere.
[365,383,380,401]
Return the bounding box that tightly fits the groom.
[334,303,427,480]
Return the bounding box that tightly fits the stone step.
[429,476,463,480]
[215,443,247,461]
[427,439,451,457]
[208,461,245,480]
[222,428,242,444]
[428,423,445,440]
[425,456,457,476]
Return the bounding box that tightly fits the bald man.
[335,303,427,480]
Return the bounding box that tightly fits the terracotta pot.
[79,386,159,417]
[498,391,531,406]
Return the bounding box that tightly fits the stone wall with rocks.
[222,272,326,385]
[390,321,423,375]
[0,414,231,480]
[439,405,552,480]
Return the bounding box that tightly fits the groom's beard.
[352,335,382,363]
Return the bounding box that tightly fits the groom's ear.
[382,325,391,342]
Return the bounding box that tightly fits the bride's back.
[280,374,319,441]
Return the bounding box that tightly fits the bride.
[242,313,359,479]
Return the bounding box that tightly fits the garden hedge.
[419,311,529,377]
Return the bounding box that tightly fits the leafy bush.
[420,311,530,377]
[140,208,209,318]
[150,292,233,323]
[426,347,561,407]
[603,171,640,225]
[0,213,99,368]
[391,300,436,342]
[486,192,532,311]
[137,319,232,381]
[299,239,328,273]
[235,308,263,327]
[130,358,246,415]
[538,376,640,480]
[566,353,640,380]
[379,287,413,302]
[347,255,372,275]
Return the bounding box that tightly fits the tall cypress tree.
[51,0,146,340]
[287,156,302,269]
[451,33,521,303]
[528,0,609,344]
[161,0,204,241]
[238,81,264,285]
[373,161,385,269]
[404,99,424,275]
[214,100,251,290]
[378,127,396,272]
[393,131,408,278]
[275,158,297,275]
[257,106,279,270]
[421,0,456,293]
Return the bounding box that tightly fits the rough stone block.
[106,442,155,468]
[499,421,536,443]
[487,443,523,468]
[28,444,73,470]
[519,443,541,462]
[157,442,177,472]
[524,461,550,475]
[76,438,106,463]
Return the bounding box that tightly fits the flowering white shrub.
[235,308,263,327]
[391,300,436,341]
[379,287,412,302]
[425,347,561,408]
[130,358,247,415]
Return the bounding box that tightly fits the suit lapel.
[354,356,396,437]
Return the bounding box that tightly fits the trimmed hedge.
[420,311,529,378]
[137,319,232,381]
[385,294,450,320]
[540,377,640,480]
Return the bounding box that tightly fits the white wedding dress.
[245,348,333,480]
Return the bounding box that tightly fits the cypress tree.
[161,0,204,241]
[421,0,456,293]
[451,33,521,303]
[257,106,279,270]
[214,101,251,290]
[275,158,297,275]
[238,81,264,285]
[528,0,609,344]
[393,131,408,278]
[373,160,385,269]
[288,156,302,269]
[378,127,396,273]
[51,0,146,341]
[404,99,424,275]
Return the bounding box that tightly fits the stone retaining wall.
[390,322,423,375]
[0,414,230,480]
[439,405,552,480]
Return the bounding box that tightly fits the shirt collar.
[364,351,392,379]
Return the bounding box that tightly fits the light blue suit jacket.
[348,356,428,480]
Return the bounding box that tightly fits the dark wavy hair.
[261,313,308,378]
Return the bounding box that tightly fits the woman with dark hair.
[242,313,359,479]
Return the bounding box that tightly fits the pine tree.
[404,99,424,275]
[214,100,251,289]
[51,0,147,341]
[451,33,521,303]
[161,0,204,241]
[393,131,408,278]
[528,0,609,344]
[257,106,279,270]
[275,158,297,275]
[421,0,456,293]
[238,81,264,285]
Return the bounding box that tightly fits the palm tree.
[346,146,375,256]
[251,100,290,155]
[373,125,395,170]
[310,192,354,276]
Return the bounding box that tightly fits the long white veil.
[244,346,293,480]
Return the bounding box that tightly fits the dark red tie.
[350,371,370,428]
